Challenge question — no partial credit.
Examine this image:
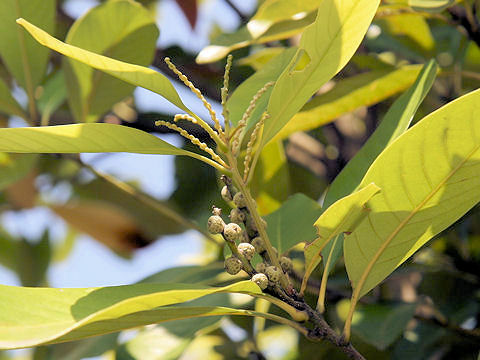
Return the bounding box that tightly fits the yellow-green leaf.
[273,64,425,140]
[262,0,381,146]
[247,0,320,38]
[0,0,55,92]
[344,88,480,304]
[301,184,381,297]
[16,19,189,113]
[0,281,262,349]
[0,123,191,156]
[63,0,158,122]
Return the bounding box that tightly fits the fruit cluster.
[207,176,293,291]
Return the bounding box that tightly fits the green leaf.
[264,193,322,255]
[301,183,381,297]
[262,0,381,146]
[16,18,189,113]
[0,281,263,349]
[0,0,55,91]
[0,123,192,156]
[0,153,38,191]
[227,48,297,129]
[336,300,417,350]
[196,13,315,64]
[325,60,438,209]
[345,87,480,302]
[63,0,158,122]
[37,70,67,125]
[236,47,286,71]
[140,263,224,285]
[0,77,27,118]
[247,0,320,38]
[318,60,437,298]
[274,64,427,140]
[251,140,291,215]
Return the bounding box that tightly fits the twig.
[223,0,248,24]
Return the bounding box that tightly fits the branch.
[448,5,480,48]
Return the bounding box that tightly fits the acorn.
[255,262,266,273]
[207,215,225,234]
[280,256,293,273]
[265,266,282,283]
[251,237,265,253]
[251,273,268,290]
[230,208,246,224]
[224,256,243,275]
[223,223,243,242]
[238,242,255,261]
[233,192,247,208]
[221,185,236,202]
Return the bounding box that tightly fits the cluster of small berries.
[207,177,293,291]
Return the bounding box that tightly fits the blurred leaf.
[264,193,322,254]
[261,0,380,147]
[409,0,455,12]
[320,60,437,293]
[0,77,26,118]
[236,47,285,71]
[51,227,77,263]
[0,153,38,191]
[252,140,291,215]
[379,13,434,54]
[274,64,426,140]
[63,0,158,122]
[76,178,185,240]
[116,326,190,360]
[36,70,67,126]
[0,281,263,349]
[0,0,55,91]
[301,184,381,297]
[46,333,118,360]
[17,19,190,113]
[336,300,417,350]
[51,201,151,254]
[345,88,480,301]
[5,165,37,209]
[247,0,320,38]
[16,231,51,287]
[0,228,19,271]
[140,263,225,285]
[196,13,316,64]
[174,0,197,29]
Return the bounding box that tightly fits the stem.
[253,293,309,322]
[226,151,292,292]
[226,237,254,275]
[188,111,228,153]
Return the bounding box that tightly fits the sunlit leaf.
[0,281,263,349]
[63,0,158,122]
[0,123,193,156]
[0,0,55,91]
[318,60,437,299]
[236,47,285,71]
[345,88,480,302]
[301,184,381,297]
[16,19,189,113]
[262,0,381,146]
[409,0,454,12]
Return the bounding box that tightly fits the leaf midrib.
[354,143,480,296]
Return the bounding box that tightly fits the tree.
[0,0,479,359]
